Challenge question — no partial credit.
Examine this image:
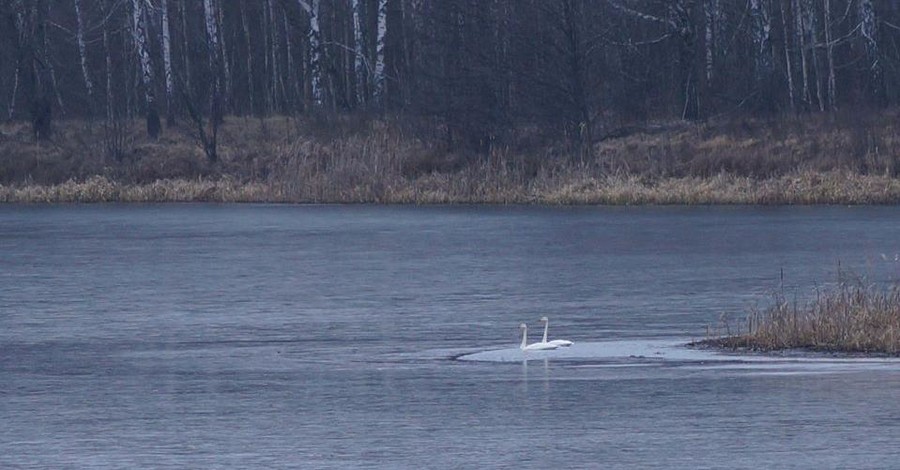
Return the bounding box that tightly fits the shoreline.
[3,171,900,205]
[687,338,900,359]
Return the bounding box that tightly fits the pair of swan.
[519,317,574,351]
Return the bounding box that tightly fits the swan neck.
[520,326,527,350]
[542,320,549,343]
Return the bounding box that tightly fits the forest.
[1,0,900,204]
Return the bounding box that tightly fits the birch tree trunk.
[859,0,881,76]
[373,0,387,106]
[858,0,880,100]
[298,0,323,107]
[43,0,65,115]
[31,0,53,138]
[201,0,223,161]
[807,0,824,111]
[103,3,112,124]
[239,0,255,114]
[284,14,298,111]
[261,1,271,112]
[204,0,223,108]
[793,0,811,106]
[132,0,160,138]
[823,0,836,110]
[215,0,233,109]
[180,0,192,92]
[8,64,19,120]
[74,0,93,103]
[161,0,175,124]
[267,0,281,111]
[7,10,24,120]
[352,0,366,107]
[749,0,772,89]
[704,0,717,82]
[780,0,796,112]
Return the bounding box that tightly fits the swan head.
[540,316,549,322]
[519,323,527,329]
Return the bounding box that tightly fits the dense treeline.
[0,0,896,157]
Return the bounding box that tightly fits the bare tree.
[239,0,256,114]
[160,0,175,124]
[352,0,366,107]
[298,0,324,107]
[74,0,93,104]
[187,0,224,162]
[131,0,160,138]
[373,0,387,106]
[858,0,880,101]
[780,0,796,112]
[704,0,719,82]
[823,0,836,110]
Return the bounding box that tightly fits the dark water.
[2,205,900,469]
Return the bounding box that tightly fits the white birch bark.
[239,0,255,114]
[215,0,232,104]
[160,0,174,122]
[179,0,191,90]
[793,0,810,105]
[103,6,112,122]
[298,0,323,106]
[8,11,24,119]
[262,0,273,110]
[806,0,825,112]
[704,0,717,82]
[8,65,19,119]
[824,0,836,110]
[780,0,796,112]
[132,0,154,103]
[267,0,282,108]
[74,0,93,99]
[859,0,878,88]
[284,14,298,108]
[204,0,222,90]
[131,0,159,136]
[749,0,772,85]
[43,12,65,113]
[352,0,365,106]
[373,0,387,105]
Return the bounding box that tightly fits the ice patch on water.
[457,339,710,363]
[455,339,900,371]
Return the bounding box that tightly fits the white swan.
[520,323,558,351]
[540,316,574,347]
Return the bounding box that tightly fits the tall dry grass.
[2,113,900,204]
[704,281,900,355]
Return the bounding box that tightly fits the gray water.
[2,205,900,469]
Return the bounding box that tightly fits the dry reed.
[701,281,900,355]
[2,114,900,204]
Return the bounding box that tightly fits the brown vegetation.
[697,281,900,355]
[1,113,900,204]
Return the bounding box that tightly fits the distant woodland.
[1,1,896,150]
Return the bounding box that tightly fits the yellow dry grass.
[2,113,900,204]
[705,281,900,355]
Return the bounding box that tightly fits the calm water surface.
[2,205,900,469]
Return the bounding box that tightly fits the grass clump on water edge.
[698,280,900,355]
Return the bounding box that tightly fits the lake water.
[2,205,900,469]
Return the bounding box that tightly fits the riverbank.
[694,281,900,356]
[3,171,900,204]
[2,114,899,204]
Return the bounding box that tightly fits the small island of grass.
[694,281,900,356]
